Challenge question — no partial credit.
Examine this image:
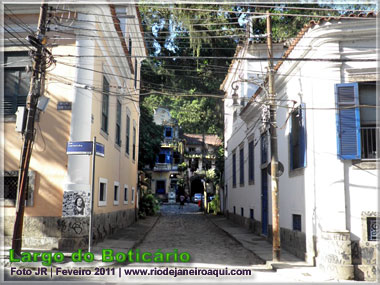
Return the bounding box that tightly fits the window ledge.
[113,201,119,206]
[248,180,255,185]
[3,115,16,123]
[98,201,107,207]
[123,201,128,205]
[352,160,379,170]
[114,143,121,151]
[100,129,108,140]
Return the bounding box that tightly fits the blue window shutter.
[300,103,307,168]
[335,83,361,160]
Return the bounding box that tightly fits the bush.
[139,193,160,218]
[209,194,220,214]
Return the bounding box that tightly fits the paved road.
[137,203,263,267]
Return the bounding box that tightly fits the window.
[98,178,107,206]
[335,82,377,160]
[367,217,379,241]
[241,207,244,217]
[188,147,196,153]
[132,126,136,161]
[261,133,268,164]
[239,147,244,186]
[156,180,165,194]
[134,58,138,89]
[173,152,180,165]
[164,127,173,138]
[101,77,109,133]
[290,104,306,170]
[232,152,237,188]
[248,140,254,183]
[113,182,119,205]
[3,170,34,206]
[158,153,166,163]
[250,209,254,220]
[115,100,121,146]
[126,114,130,154]
[131,187,135,204]
[128,37,132,54]
[292,214,301,231]
[4,52,32,115]
[190,158,199,171]
[123,185,128,204]
[233,206,236,215]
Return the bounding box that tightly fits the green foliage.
[178,161,188,172]
[139,192,160,218]
[209,194,220,214]
[138,105,164,170]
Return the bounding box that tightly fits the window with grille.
[367,217,379,241]
[4,52,32,116]
[3,170,34,206]
[335,82,377,160]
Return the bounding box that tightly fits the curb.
[205,214,272,270]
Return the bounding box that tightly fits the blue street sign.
[67,141,93,155]
[95,142,105,157]
[67,141,105,157]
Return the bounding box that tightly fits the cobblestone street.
[137,203,263,266]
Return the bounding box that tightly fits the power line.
[53,54,378,62]
[146,6,377,19]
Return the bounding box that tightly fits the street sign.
[267,161,284,177]
[66,141,93,155]
[95,142,105,157]
[67,141,105,157]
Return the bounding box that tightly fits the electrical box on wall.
[15,107,27,133]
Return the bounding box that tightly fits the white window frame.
[123,184,128,205]
[114,181,120,205]
[98,177,108,207]
[131,187,135,204]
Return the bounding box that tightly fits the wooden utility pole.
[267,11,281,261]
[12,2,49,255]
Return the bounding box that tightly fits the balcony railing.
[361,126,378,160]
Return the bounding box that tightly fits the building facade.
[222,14,377,280]
[3,4,147,250]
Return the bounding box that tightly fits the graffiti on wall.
[62,191,91,217]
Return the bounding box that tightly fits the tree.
[138,105,164,170]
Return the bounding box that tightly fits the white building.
[221,13,377,281]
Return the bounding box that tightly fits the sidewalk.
[207,214,336,282]
[1,215,160,269]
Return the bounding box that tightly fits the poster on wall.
[62,191,91,217]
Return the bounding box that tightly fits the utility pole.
[12,2,49,255]
[267,11,281,261]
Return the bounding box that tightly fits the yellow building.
[2,4,147,250]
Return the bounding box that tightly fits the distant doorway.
[156,180,166,194]
[190,177,204,197]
